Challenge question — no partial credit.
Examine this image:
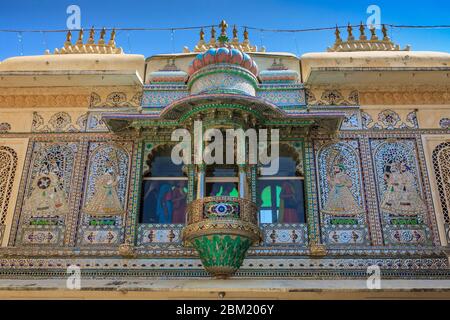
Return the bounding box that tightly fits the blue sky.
[0,0,449,60]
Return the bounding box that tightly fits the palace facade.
[0,21,449,298]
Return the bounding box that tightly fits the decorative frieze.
[360,91,450,105]
[306,89,359,106]
[0,94,90,108]
[362,109,418,130]
[89,91,142,109]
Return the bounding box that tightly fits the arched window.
[0,146,18,226]
[432,142,450,226]
[139,145,188,224]
[257,144,306,224]
[205,164,239,197]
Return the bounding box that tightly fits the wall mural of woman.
[279,181,299,223]
[381,160,427,216]
[156,182,173,223]
[322,158,365,216]
[171,181,187,223]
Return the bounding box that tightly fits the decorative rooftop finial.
[88,26,95,44]
[194,28,208,51]
[76,29,84,45]
[51,28,123,55]
[65,30,72,46]
[347,23,354,41]
[210,26,216,45]
[217,20,229,44]
[327,22,410,52]
[219,20,228,36]
[188,22,260,52]
[108,28,116,46]
[359,22,366,40]
[231,25,239,47]
[233,25,238,39]
[243,27,249,41]
[370,26,378,40]
[334,25,342,43]
[382,24,390,41]
[98,27,106,45]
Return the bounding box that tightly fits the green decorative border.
[179,103,264,123]
[187,67,258,91]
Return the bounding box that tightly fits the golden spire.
[334,25,341,43]
[51,27,123,54]
[233,25,238,39]
[327,23,409,52]
[88,26,95,44]
[382,24,390,41]
[65,30,72,46]
[359,22,366,40]
[209,26,216,45]
[99,27,106,45]
[194,27,207,51]
[188,22,260,53]
[108,28,116,46]
[76,29,84,45]
[219,19,228,36]
[347,23,354,41]
[231,25,239,47]
[370,26,378,40]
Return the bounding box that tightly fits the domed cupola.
[148,59,188,84]
[186,23,259,96]
[259,58,299,83]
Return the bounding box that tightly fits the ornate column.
[196,164,206,199]
[238,164,248,199]
[304,137,327,256]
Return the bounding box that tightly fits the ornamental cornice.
[360,90,450,105]
[0,94,90,108]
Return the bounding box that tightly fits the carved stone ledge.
[0,94,90,108]
[360,91,450,105]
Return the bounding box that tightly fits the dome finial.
[219,20,228,36]
[200,28,205,41]
[243,27,249,41]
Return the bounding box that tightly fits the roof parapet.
[183,20,265,53]
[48,27,124,55]
[327,23,411,52]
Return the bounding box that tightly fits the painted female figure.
[171,181,187,223]
[279,181,299,223]
[84,172,124,216]
[322,164,364,216]
[381,161,426,216]
[156,183,173,223]
[24,172,69,217]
